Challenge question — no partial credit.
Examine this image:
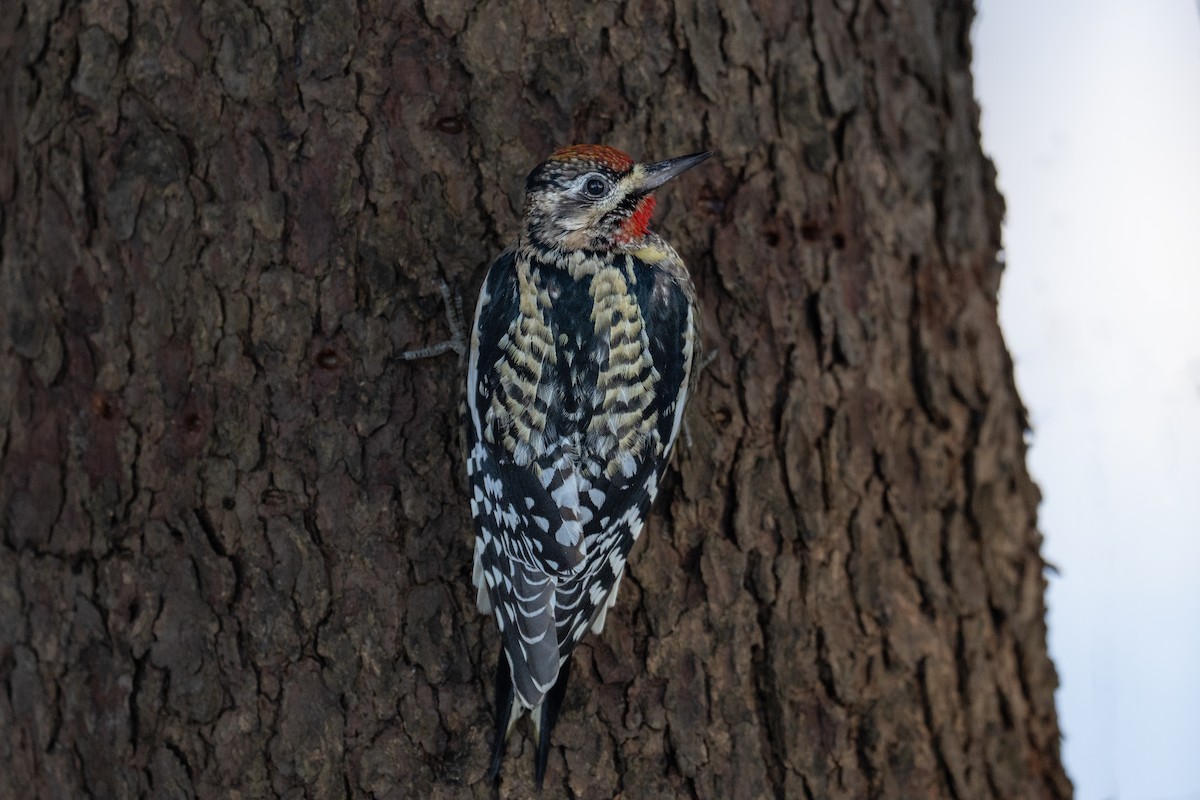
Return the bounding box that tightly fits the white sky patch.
[975,3,1200,799]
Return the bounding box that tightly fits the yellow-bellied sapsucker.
[465,145,710,786]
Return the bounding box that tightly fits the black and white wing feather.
[465,245,697,712]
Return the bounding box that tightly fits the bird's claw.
[401,277,467,364]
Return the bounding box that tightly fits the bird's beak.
[637,151,713,192]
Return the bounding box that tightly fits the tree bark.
[0,0,1071,798]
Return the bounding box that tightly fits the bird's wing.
[465,250,583,708]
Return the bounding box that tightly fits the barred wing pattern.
[465,243,696,713]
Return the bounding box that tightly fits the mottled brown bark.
[0,0,1070,798]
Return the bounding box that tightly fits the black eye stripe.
[524,164,625,196]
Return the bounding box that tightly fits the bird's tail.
[487,653,518,782]
[487,651,574,789]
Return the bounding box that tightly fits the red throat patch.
[619,195,657,242]
[548,144,635,173]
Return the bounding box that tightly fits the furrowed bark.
[0,1,1070,798]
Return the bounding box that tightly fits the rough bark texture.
[0,1,1071,798]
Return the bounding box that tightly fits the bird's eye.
[582,175,609,198]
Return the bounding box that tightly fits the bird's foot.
[400,277,467,365]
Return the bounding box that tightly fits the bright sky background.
[974,2,1200,799]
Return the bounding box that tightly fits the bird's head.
[520,145,711,252]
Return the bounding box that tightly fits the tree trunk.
[0,1,1071,798]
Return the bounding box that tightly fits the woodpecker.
[465,144,710,787]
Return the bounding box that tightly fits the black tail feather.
[534,656,573,790]
[488,653,514,784]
